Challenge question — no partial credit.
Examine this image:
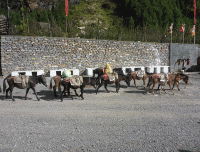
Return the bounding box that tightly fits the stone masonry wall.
[1,36,169,76]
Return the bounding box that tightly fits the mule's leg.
[134,79,138,88]
[67,86,73,100]
[5,87,10,98]
[160,85,163,94]
[31,87,40,101]
[143,78,146,89]
[104,82,109,93]
[53,85,58,97]
[60,87,64,102]
[25,88,30,100]
[96,80,103,94]
[176,82,180,91]
[152,83,156,95]
[9,86,15,101]
[147,80,152,93]
[168,82,175,95]
[80,85,84,99]
[157,84,160,90]
[115,81,120,93]
[74,89,79,96]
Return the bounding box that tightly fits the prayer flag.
[65,0,69,16]
[169,23,173,34]
[180,24,185,33]
[191,25,195,36]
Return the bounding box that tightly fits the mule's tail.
[49,77,54,89]
[3,74,11,94]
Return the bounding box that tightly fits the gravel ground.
[0,73,200,152]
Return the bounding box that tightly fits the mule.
[172,73,189,90]
[93,68,104,78]
[3,74,47,101]
[125,70,149,88]
[147,73,189,95]
[95,73,124,94]
[156,73,189,91]
[59,76,97,101]
[50,75,97,97]
[93,68,105,85]
[49,75,62,97]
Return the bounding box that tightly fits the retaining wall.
[0,36,169,76]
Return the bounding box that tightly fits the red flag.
[180,24,185,33]
[65,0,69,16]
[194,0,196,25]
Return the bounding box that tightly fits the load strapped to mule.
[62,69,83,87]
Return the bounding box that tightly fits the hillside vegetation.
[0,0,199,44]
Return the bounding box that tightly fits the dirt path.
[0,73,199,151]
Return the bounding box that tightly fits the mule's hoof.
[12,99,15,102]
[37,98,40,101]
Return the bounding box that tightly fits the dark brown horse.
[147,73,189,95]
[93,68,104,78]
[3,74,47,101]
[125,70,149,88]
[95,73,124,94]
[59,76,97,101]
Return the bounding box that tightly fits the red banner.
[65,0,69,16]
[180,24,185,33]
[194,0,196,25]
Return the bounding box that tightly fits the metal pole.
[66,16,68,37]
[194,25,195,44]
[171,32,172,44]
[7,0,10,35]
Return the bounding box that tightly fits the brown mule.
[49,75,62,97]
[3,74,47,101]
[147,73,189,95]
[125,70,149,88]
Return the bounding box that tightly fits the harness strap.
[102,68,105,74]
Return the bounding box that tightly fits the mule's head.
[38,75,48,87]
[125,74,131,87]
[183,75,189,84]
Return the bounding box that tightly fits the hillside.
[0,0,199,44]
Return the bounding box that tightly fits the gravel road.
[0,73,200,152]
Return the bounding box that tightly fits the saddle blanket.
[64,78,71,82]
[103,72,118,81]
[70,75,83,86]
[159,73,169,82]
[14,75,29,88]
[136,70,145,78]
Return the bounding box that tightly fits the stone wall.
[1,36,170,76]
